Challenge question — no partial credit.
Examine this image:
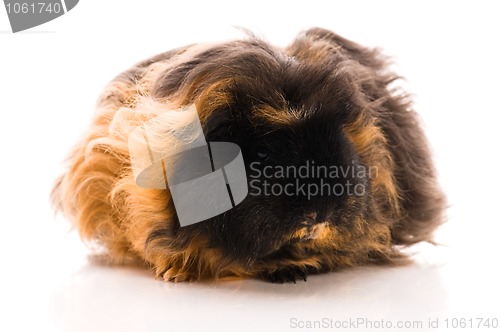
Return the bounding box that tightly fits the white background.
[1,1,499,331]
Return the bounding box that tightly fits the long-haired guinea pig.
[52,28,446,283]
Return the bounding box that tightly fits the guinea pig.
[52,28,446,283]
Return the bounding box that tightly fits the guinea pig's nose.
[303,212,318,224]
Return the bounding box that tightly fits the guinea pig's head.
[151,37,399,266]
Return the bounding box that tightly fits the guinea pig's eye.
[255,147,270,161]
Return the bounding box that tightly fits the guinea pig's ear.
[290,27,385,70]
[202,107,234,140]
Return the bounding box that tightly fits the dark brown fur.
[52,28,446,282]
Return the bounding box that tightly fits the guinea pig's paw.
[160,265,196,282]
[157,264,198,282]
[260,265,308,284]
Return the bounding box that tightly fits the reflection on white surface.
[47,237,500,332]
[49,248,448,332]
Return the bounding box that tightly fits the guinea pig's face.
[164,43,380,264]
[202,102,369,263]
